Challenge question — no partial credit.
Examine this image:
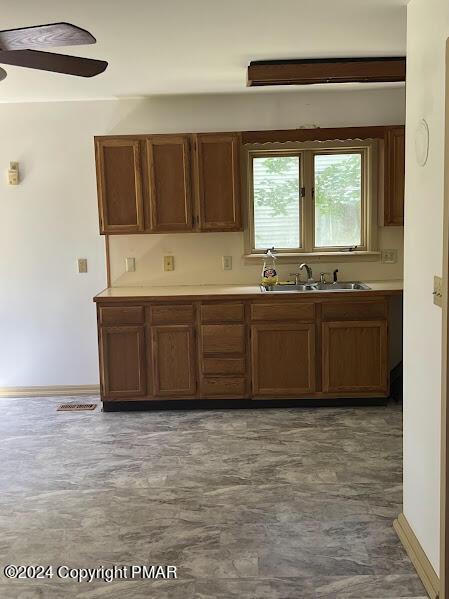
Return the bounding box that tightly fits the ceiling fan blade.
[0,50,107,77]
[0,22,96,51]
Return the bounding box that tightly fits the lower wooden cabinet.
[251,324,315,397]
[199,312,247,398]
[96,296,393,403]
[151,325,196,397]
[100,326,147,398]
[322,320,388,394]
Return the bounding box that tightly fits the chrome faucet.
[299,263,314,284]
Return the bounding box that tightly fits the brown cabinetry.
[251,323,315,397]
[99,326,147,398]
[152,325,196,397]
[95,139,145,234]
[322,320,388,394]
[95,132,242,235]
[384,126,405,226]
[198,301,247,398]
[147,135,193,232]
[95,126,404,235]
[193,133,242,231]
[96,294,394,404]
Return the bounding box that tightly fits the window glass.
[253,155,301,249]
[314,153,362,248]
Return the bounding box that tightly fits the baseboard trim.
[0,385,100,398]
[394,513,440,599]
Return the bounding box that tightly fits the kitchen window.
[247,141,377,256]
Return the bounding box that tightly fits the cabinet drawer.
[150,304,194,324]
[202,357,246,375]
[201,324,245,354]
[201,377,246,397]
[99,306,145,325]
[251,302,315,322]
[322,301,387,321]
[201,302,244,323]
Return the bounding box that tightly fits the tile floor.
[0,397,426,598]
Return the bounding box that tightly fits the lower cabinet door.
[100,326,147,399]
[322,320,388,394]
[251,324,315,397]
[152,325,196,397]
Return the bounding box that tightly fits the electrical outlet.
[77,258,88,274]
[434,276,443,307]
[164,256,174,272]
[381,249,398,264]
[8,161,19,185]
[222,256,232,271]
[125,257,136,273]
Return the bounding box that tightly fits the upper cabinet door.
[95,139,145,234]
[194,133,242,231]
[147,135,194,232]
[384,126,405,226]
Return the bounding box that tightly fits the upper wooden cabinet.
[95,132,242,235]
[193,133,242,231]
[384,126,405,226]
[147,135,193,232]
[95,139,145,234]
[95,126,403,234]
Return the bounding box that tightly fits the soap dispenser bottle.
[261,247,279,289]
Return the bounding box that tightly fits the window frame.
[245,139,378,258]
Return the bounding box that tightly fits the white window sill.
[243,251,381,264]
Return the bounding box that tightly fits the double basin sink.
[261,282,371,293]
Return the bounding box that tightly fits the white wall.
[0,102,108,387]
[0,88,404,388]
[109,228,404,287]
[403,0,449,575]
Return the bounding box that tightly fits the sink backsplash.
[108,228,403,287]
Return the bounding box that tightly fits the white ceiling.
[0,0,408,103]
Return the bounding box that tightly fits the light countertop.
[94,280,403,301]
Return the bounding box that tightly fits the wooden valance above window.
[241,125,403,145]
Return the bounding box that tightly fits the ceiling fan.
[0,22,108,82]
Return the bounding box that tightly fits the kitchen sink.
[261,282,371,292]
[316,282,371,291]
[261,284,314,292]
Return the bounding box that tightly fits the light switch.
[77,258,88,274]
[164,256,174,271]
[433,275,443,308]
[125,257,135,272]
[8,161,19,185]
[222,256,232,271]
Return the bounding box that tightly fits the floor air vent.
[57,404,97,412]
